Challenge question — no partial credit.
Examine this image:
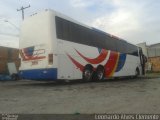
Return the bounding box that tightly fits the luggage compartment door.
[58,54,74,79]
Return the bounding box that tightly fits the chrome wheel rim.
[97,72,103,80]
[84,70,91,80]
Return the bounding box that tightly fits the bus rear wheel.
[94,66,105,81]
[82,65,93,82]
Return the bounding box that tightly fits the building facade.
[0,46,20,74]
[137,42,160,72]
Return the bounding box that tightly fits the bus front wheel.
[82,65,93,82]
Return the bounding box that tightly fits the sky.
[0,0,160,48]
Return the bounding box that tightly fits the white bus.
[19,9,145,81]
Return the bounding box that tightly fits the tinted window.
[55,17,63,39]
[116,40,127,53]
[55,16,138,56]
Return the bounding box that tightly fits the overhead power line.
[4,20,20,31]
[0,32,19,37]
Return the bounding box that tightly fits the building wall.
[0,46,20,74]
[147,44,160,72]
[137,42,160,72]
[149,43,160,49]
[148,48,160,57]
[148,57,160,72]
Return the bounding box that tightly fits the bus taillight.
[48,54,53,65]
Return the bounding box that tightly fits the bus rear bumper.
[19,68,57,80]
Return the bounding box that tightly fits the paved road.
[0,77,160,114]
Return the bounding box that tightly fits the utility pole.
[17,5,30,20]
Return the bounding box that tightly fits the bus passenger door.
[139,48,147,75]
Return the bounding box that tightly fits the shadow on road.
[18,76,148,87]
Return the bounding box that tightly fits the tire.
[94,66,105,81]
[82,66,93,82]
[11,73,19,80]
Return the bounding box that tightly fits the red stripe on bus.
[75,49,108,64]
[104,51,119,77]
[67,53,84,72]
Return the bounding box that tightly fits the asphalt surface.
[0,77,160,114]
